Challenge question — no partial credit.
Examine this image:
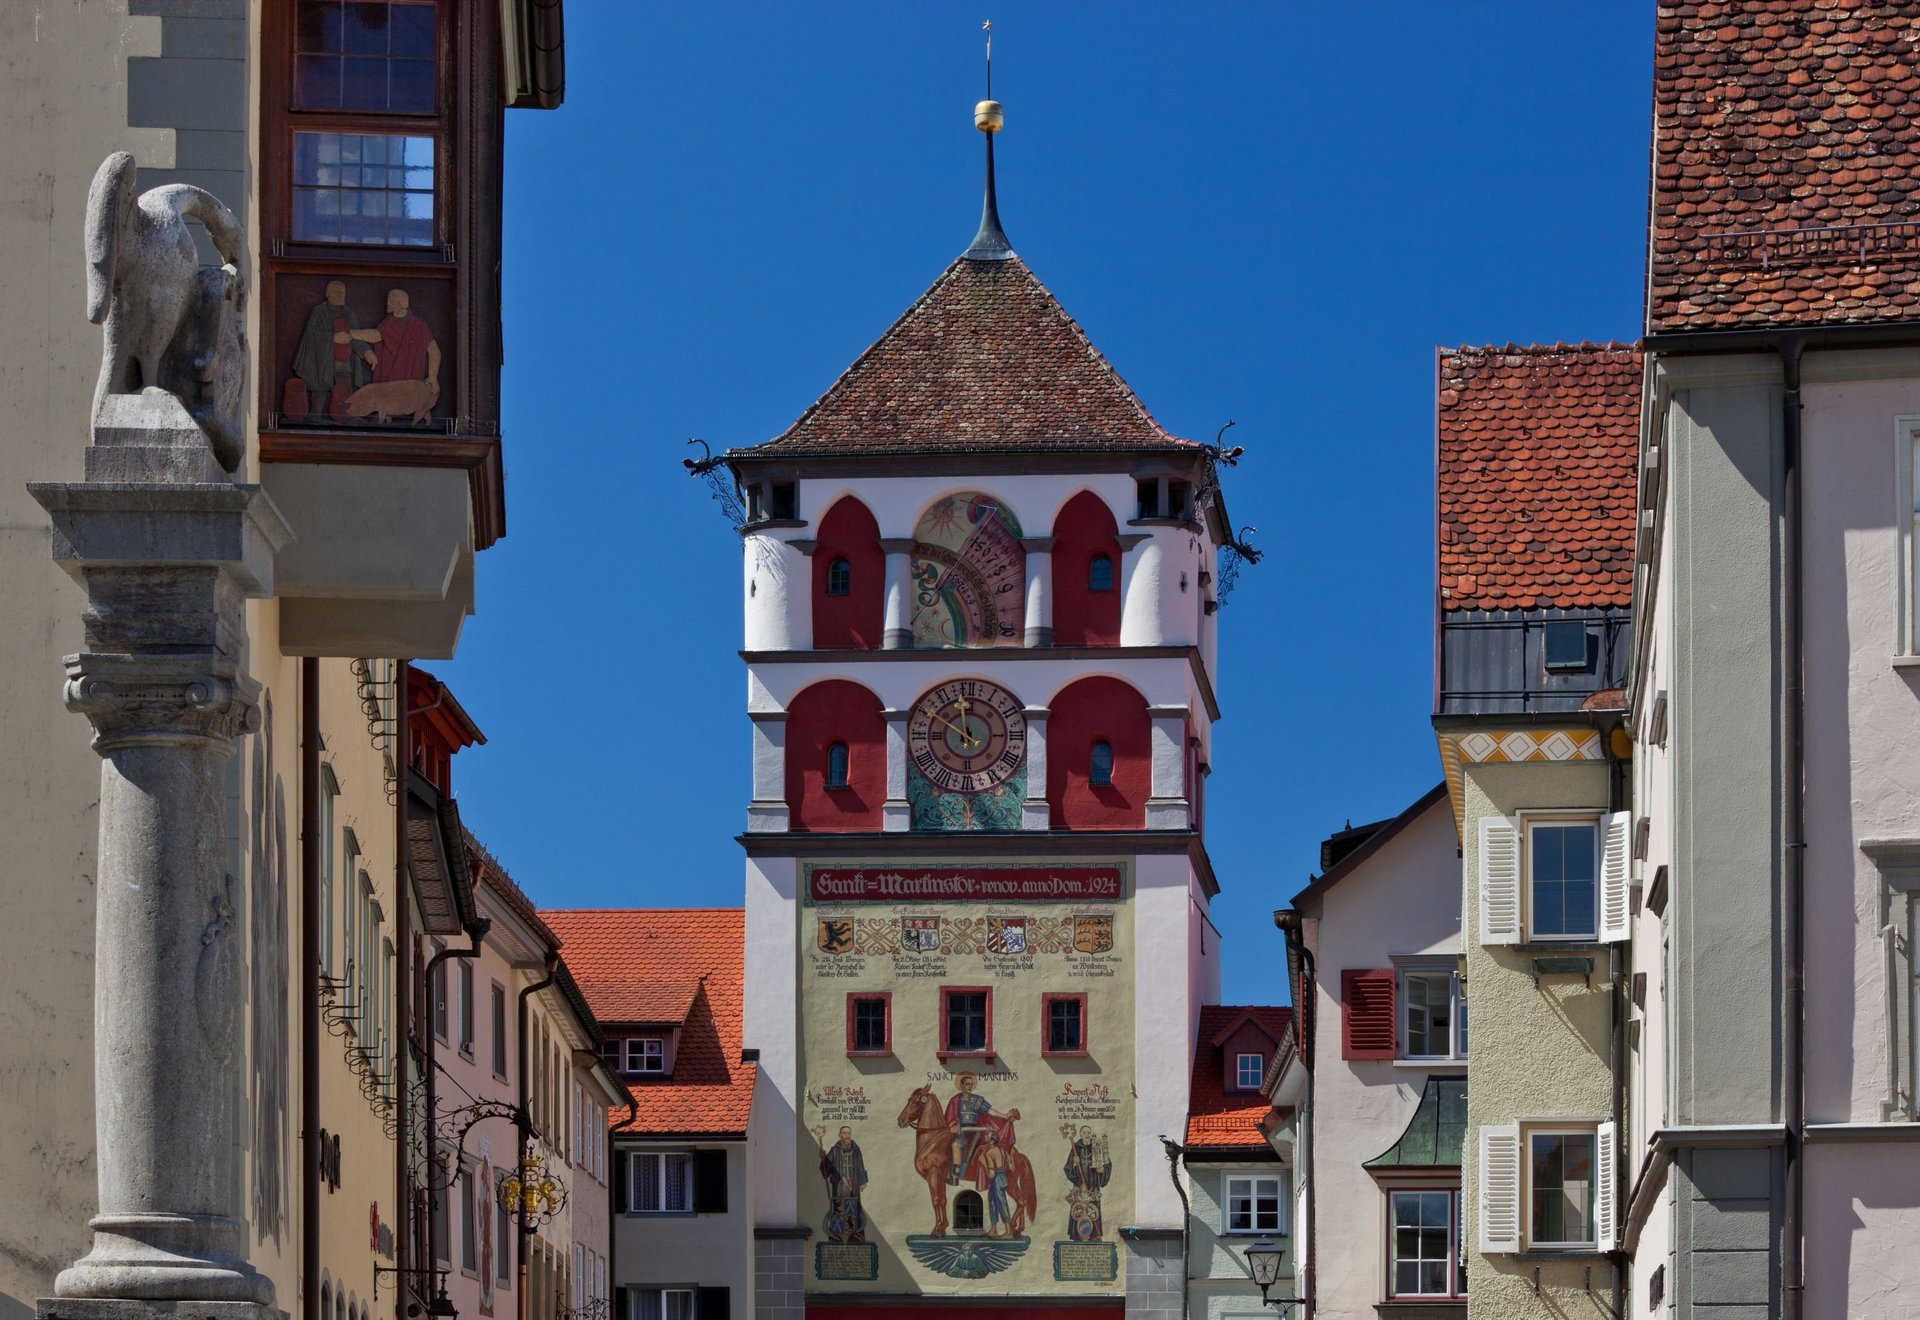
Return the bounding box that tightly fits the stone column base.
[41,1300,286,1320]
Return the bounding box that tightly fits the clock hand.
[921,706,984,751]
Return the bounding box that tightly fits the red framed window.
[939,986,994,1059]
[846,993,891,1056]
[1042,993,1089,1056]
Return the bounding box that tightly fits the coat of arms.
[901,916,942,952]
[817,919,854,955]
[1072,914,1114,954]
[987,916,1027,955]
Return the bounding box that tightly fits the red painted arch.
[812,496,884,650]
[787,680,885,831]
[1047,675,1150,830]
[1050,490,1123,647]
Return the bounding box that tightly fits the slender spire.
[965,21,1013,261]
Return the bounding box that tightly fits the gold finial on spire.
[975,21,1002,133]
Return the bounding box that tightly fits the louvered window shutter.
[613,1147,629,1214]
[1479,817,1522,945]
[1340,969,1397,1060]
[1478,1124,1521,1254]
[1601,811,1632,943]
[1595,1121,1618,1252]
[695,1287,731,1320]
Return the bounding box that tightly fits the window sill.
[1892,655,1920,669]
[1218,1229,1288,1238]
[846,1050,893,1060]
[937,1051,997,1064]
[1509,941,1608,953]
[1511,1248,1604,1260]
[1393,1059,1467,1070]
[1042,1050,1090,1060]
[742,518,808,532]
[1376,1301,1465,1311]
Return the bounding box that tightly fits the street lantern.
[1240,1239,1301,1314]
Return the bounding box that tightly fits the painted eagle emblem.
[905,1234,1030,1279]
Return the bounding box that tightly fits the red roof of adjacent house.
[541,908,754,1139]
[734,255,1191,458]
[1650,2,1920,332]
[1436,343,1641,613]
[1184,1005,1291,1153]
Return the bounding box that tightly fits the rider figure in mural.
[944,1073,1020,1189]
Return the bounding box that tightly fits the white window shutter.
[1479,817,1522,946]
[1596,1120,1619,1252]
[1478,1124,1521,1254]
[1601,811,1632,943]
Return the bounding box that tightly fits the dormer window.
[825,742,850,790]
[627,1037,665,1075]
[1235,1052,1266,1091]
[825,558,851,596]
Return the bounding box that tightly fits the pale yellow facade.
[797,861,1136,1297]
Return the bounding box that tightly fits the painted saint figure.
[290,279,376,420]
[815,1125,868,1243]
[945,1073,1020,1188]
[1062,1125,1112,1241]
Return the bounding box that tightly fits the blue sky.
[436,1,1653,1005]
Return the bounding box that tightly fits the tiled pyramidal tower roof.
[737,101,1193,460]
[743,255,1192,459]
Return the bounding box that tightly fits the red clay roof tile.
[1436,343,1641,613]
[541,908,753,1139]
[1650,1,1920,331]
[735,255,1192,458]
[1184,1005,1291,1152]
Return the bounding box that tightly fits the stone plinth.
[30,391,290,1310]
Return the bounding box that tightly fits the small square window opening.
[825,558,851,596]
[1235,1052,1265,1090]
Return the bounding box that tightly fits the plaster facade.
[1458,756,1620,1320]
[1293,791,1463,1320]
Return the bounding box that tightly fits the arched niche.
[786,680,886,831]
[909,492,1026,648]
[1051,490,1123,647]
[812,495,884,649]
[1047,676,1151,830]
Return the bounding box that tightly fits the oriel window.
[295,0,437,113]
[292,132,436,247]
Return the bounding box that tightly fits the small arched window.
[826,558,852,596]
[1088,553,1114,593]
[954,1190,986,1235]
[1089,741,1114,788]
[825,742,850,789]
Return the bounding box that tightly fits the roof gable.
[1184,1004,1291,1153]
[1436,343,1641,613]
[736,255,1190,459]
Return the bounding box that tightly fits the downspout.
[607,1098,639,1303]
[426,920,491,1270]
[301,659,321,1320]
[518,953,560,1320]
[1274,910,1315,1319]
[1157,1137,1191,1320]
[1780,333,1807,1320]
[393,659,411,1318]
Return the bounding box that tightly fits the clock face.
[906,680,1028,794]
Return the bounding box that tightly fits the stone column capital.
[64,654,260,751]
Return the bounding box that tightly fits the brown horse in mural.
[898,1084,952,1236]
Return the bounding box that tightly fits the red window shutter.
[1341,968,1397,1060]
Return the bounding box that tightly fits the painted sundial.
[910,493,1026,648]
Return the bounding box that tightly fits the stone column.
[1020,707,1050,830]
[1144,705,1192,830]
[880,538,915,650]
[1115,532,1153,646]
[882,708,910,831]
[32,394,289,1317]
[1020,535,1054,647]
[747,711,790,833]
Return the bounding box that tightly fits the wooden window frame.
[825,741,851,791]
[1234,1051,1266,1091]
[846,992,892,1057]
[1383,1185,1464,1302]
[825,557,852,597]
[626,1150,694,1217]
[1524,815,1602,942]
[938,985,995,1061]
[1041,992,1089,1058]
[1399,965,1468,1062]
[1522,1125,1598,1250]
[1222,1171,1286,1235]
